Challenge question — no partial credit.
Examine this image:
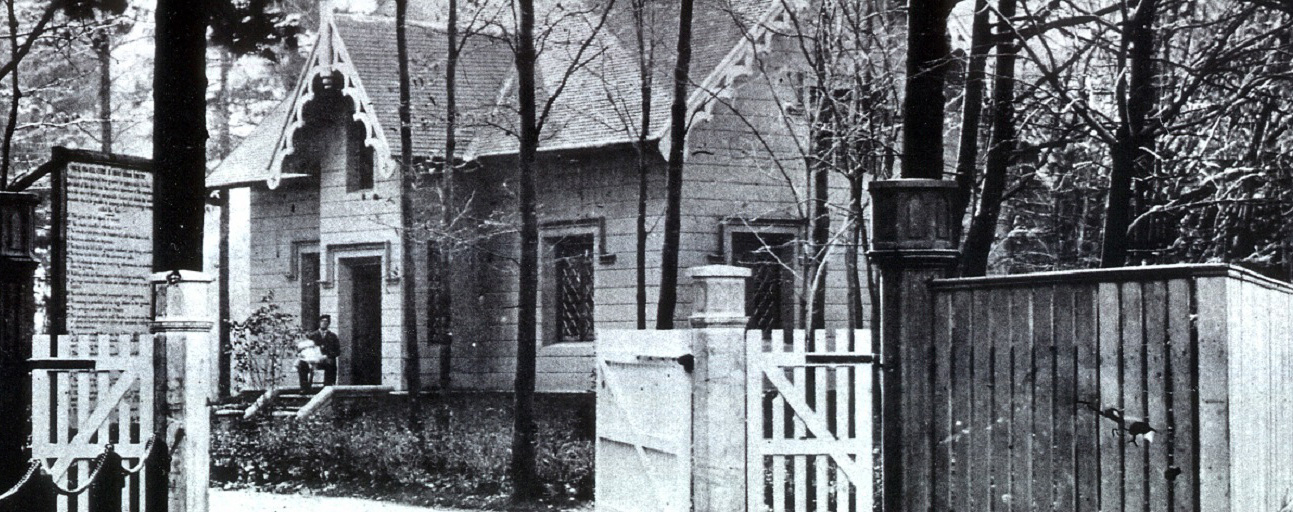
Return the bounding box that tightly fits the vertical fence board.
[1052,285,1077,512]
[950,290,973,510]
[992,288,1013,511]
[1076,283,1100,511]
[1143,281,1169,511]
[1195,276,1229,512]
[1121,282,1146,512]
[1097,282,1123,512]
[971,289,993,512]
[1166,279,1195,512]
[1031,286,1054,511]
[1009,287,1032,512]
[932,292,952,511]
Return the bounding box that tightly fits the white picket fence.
[747,329,874,512]
[31,333,154,512]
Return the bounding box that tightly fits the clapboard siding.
[921,264,1293,511]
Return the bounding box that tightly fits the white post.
[152,270,214,512]
[688,265,751,512]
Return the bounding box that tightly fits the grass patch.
[211,392,594,510]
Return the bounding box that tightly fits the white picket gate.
[594,330,693,512]
[31,333,154,512]
[747,329,874,512]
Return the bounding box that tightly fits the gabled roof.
[209,0,798,189]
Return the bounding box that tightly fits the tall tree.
[509,0,617,498]
[511,0,541,499]
[655,0,694,329]
[959,0,1020,276]
[1100,0,1159,267]
[395,0,422,432]
[631,0,654,330]
[434,0,460,388]
[952,0,992,221]
[902,0,961,179]
[153,0,206,271]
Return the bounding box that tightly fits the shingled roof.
[209,0,789,189]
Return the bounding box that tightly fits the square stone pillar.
[151,270,214,512]
[867,179,960,512]
[688,265,750,512]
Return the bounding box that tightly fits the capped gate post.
[688,265,751,512]
[0,192,38,505]
[867,179,960,511]
[151,270,214,512]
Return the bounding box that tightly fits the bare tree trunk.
[153,0,206,271]
[656,0,694,330]
[632,0,652,330]
[960,0,1019,277]
[901,0,959,179]
[0,0,19,188]
[1101,0,1159,267]
[511,0,541,500]
[395,0,422,431]
[952,0,991,222]
[95,30,112,153]
[437,0,459,389]
[214,49,233,398]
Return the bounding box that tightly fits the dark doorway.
[343,258,382,385]
[300,252,320,331]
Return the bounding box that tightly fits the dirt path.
[210,488,479,512]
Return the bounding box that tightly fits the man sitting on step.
[297,314,341,391]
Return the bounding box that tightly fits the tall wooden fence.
[922,264,1293,511]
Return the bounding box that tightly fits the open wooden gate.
[31,333,154,512]
[747,329,874,512]
[595,330,692,512]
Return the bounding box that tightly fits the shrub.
[211,393,595,507]
[229,296,302,390]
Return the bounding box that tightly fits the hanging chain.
[0,460,42,502]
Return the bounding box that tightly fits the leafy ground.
[211,392,595,511]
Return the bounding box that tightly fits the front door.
[344,258,383,385]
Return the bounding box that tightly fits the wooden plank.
[1097,282,1123,512]
[1122,282,1146,512]
[1073,285,1099,512]
[932,290,952,511]
[1010,287,1032,512]
[1165,280,1194,512]
[970,288,994,511]
[1143,281,1169,510]
[1232,281,1259,511]
[1195,276,1229,512]
[1052,285,1077,512]
[834,365,851,511]
[747,332,764,512]
[901,275,933,512]
[992,288,1013,512]
[773,362,787,512]
[792,331,806,512]
[1031,285,1055,511]
[814,349,828,512]
[950,290,974,510]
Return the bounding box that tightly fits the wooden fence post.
[151,270,214,512]
[0,191,38,509]
[867,179,960,512]
[89,445,124,512]
[688,265,751,512]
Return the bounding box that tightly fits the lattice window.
[553,235,595,343]
[732,231,796,334]
[426,243,452,344]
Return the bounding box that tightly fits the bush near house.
[211,392,595,510]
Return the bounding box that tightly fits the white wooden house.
[207,0,866,393]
